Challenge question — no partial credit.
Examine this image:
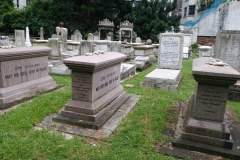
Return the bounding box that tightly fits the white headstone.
[158,33,183,70]
[74,30,82,42]
[183,34,192,47]
[135,37,141,43]
[87,33,94,41]
[61,28,68,52]
[25,27,32,47]
[15,30,25,47]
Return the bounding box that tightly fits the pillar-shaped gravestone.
[141,33,183,91]
[40,27,44,40]
[25,26,32,47]
[61,28,68,52]
[0,46,58,109]
[173,57,240,157]
[15,30,25,47]
[53,52,131,129]
[214,30,240,101]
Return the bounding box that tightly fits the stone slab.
[193,57,240,79]
[141,69,182,91]
[49,64,71,75]
[120,63,136,81]
[36,94,139,139]
[0,76,59,109]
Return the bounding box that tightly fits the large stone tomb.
[214,30,240,101]
[173,57,240,158]
[0,46,58,109]
[141,33,183,91]
[52,52,132,129]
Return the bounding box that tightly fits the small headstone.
[0,36,10,46]
[198,46,213,57]
[79,40,94,55]
[74,30,82,42]
[48,38,61,59]
[93,31,99,40]
[40,27,44,40]
[71,35,74,40]
[87,33,94,41]
[51,34,58,38]
[135,37,141,43]
[15,30,25,47]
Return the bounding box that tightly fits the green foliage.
[1,0,132,38]
[0,0,180,41]
[0,0,14,29]
[125,0,181,42]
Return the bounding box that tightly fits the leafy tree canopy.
[0,0,180,42]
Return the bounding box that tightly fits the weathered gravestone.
[141,33,183,91]
[48,38,61,59]
[214,30,240,101]
[15,30,25,47]
[0,36,10,46]
[79,40,95,55]
[87,33,94,41]
[74,30,82,42]
[52,52,135,129]
[135,37,141,43]
[173,57,240,158]
[0,46,58,109]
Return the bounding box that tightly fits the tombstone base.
[52,87,131,129]
[228,80,240,102]
[172,99,240,159]
[35,94,139,139]
[141,69,182,91]
[0,76,58,109]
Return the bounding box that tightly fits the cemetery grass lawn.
[0,59,239,160]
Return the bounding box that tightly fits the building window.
[184,7,187,17]
[188,5,196,16]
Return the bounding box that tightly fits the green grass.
[0,59,239,160]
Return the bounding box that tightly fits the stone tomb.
[141,33,183,91]
[0,36,10,46]
[0,46,58,109]
[173,57,240,158]
[52,52,136,129]
[198,45,213,57]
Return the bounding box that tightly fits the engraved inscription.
[1,56,49,87]
[194,84,228,122]
[159,36,181,69]
[72,72,92,101]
